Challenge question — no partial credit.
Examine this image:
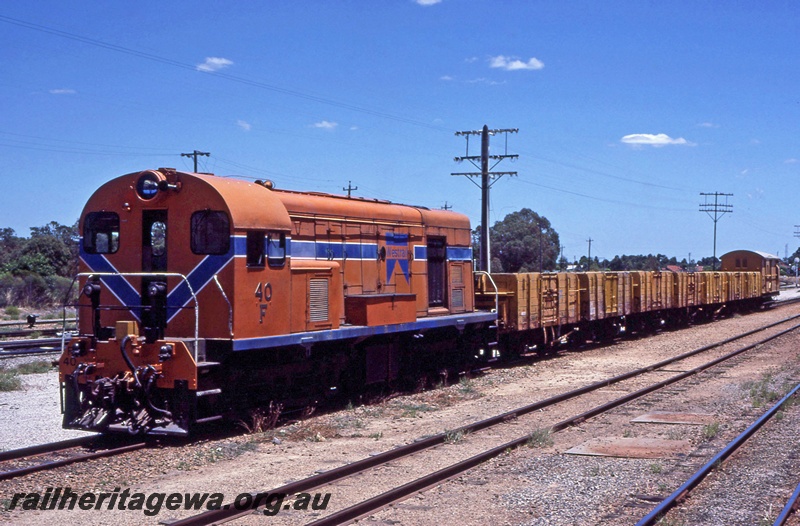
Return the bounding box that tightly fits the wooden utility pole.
[181,150,210,172]
[343,181,358,198]
[452,125,518,272]
[699,192,733,270]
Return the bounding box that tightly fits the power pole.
[586,237,593,269]
[452,125,518,272]
[181,150,210,172]
[699,192,733,270]
[343,181,358,198]
[539,229,544,272]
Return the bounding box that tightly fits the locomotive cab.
[60,168,295,435]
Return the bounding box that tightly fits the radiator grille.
[451,288,464,308]
[451,264,463,284]
[309,278,329,322]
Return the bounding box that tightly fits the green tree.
[488,208,560,273]
[26,221,78,277]
[0,220,79,308]
[0,228,23,271]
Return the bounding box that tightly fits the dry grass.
[237,402,283,434]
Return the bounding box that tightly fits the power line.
[0,15,447,132]
[522,151,686,192]
[513,177,692,212]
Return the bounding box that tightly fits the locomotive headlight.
[136,171,163,200]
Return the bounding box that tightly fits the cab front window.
[84,212,120,254]
[191,210,230,255]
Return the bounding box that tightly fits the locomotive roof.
[271,186,471,230]
[84,170,293,231]
[721,249,780,260]
[86,170,470,232]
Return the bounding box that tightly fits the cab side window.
[247,231,265,267]
[267,232,286,267]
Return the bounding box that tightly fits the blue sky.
[1,1,798,263]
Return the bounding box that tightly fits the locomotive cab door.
[142,210,168,342]
[427,237,446,308]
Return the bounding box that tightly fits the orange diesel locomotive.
[60,168,494,435]
[60,168,779,436]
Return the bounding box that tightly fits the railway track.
[0,436,147,482]
[0,338,64,358]
[0,318,77,338]
[776,483,800,526]
[637,380,800,525]
[171,312,800,525]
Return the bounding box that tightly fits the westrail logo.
[385,233,410,283]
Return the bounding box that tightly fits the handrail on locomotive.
[63,271,201,361]
[473,270,499,314]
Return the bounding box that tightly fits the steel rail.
[0,435,97,463]
[0,441,147,482]
[0,328,63,338]
[0,318,77,328]
[637,382,800,526]
[774,482,800,526]
[0,338,64,355]
[171,314,800,526]
[305,322,800,526]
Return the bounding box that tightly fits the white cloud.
[237,120,252,132]
[440,75,454,81]
[785,158,799,164]
[313,120,338,130]
[196,57,233,72]
[489,55,544,71]
[466,77,505,86]
[620,133,692,147]
[415,0,441,5]
[49,89,76,95]
[697,122,719,128]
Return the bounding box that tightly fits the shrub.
[0,369,21,391]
